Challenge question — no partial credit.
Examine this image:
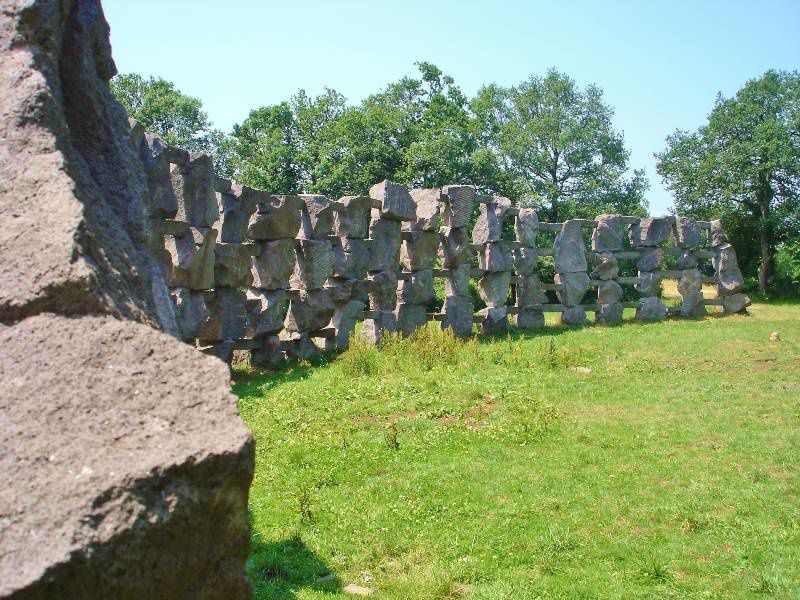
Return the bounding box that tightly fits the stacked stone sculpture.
[439,185,477,337]
[473,196,514,333]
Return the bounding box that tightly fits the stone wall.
[138,135,750,367]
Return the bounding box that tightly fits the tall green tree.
[656,70,800,293]
[472,69,648,221]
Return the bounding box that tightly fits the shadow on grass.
[248,531,340,599]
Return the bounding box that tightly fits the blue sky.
[103,0,799,215]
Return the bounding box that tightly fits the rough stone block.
[368,270,399,311]
[597,279,623,304]
[479,306,508,335]
[675,249,698,269]
[516,274,548,308]
[590,252,619,280]
[680,290,707,318]
[398,269,435,305]
[674,217,701,248]
[369,180,416,221]
[472,201,503,245]
[351,279,372,305]
[331,300,366,349]
[445,263,471,297]
[325,278,355,304]
[629,217,674,247]
[479,272,511,307]
[245,288,288,337]
[441,295,473,338]
[198,287,248,342]
[299,194,335,239]
[555,272,590,306]
[401,231,440,271]
[171,152,219,227]
[477,242,514,273]
[334,196,372,238]
[164,227,217,290]
[513,246,538,276]
[714,244,744,296]
[361,310,398,344]
[560,305,587,326]
[250,335,285,368]
[440,227,472,268]
[250,239,296,290]
[554,220,587,273]
[677,269,702,297]
[636,297,668,322]
[333,238,369,280]
[516,308,545,329]
[284,289,335,333]
[0,315,253,599]
[247,194,303,240]
[280,331,320,360]
[441,185,476,228]
[137,132,178,218]
[710,219,728,248]
[215,242,253,288]
[515,208,539,246]
[409,188,442,231]
[592,214,623,252]
[217,184,258,243]
[723,293,751,314]
[368,218,402,271]
[292,239,335,290]
[635,271,663,297]
[396,302,430,336]
[171,287,208,341]
[637,248,664,272]
[596,303,623,325]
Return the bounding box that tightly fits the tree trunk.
[757,183,773,295]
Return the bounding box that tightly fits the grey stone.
[198,288,248,342]
[710,219,728,247]
[440,227,472,268]
[171,152,219,227]
[674,217,701,248]
[251,239,296,290]
[441,295,474,338]
[637,248,664,272]
[137,132,178,218]
[560,305,587,326]
[479,272,511,307]
[636,297,668,322]
[292,239,335,290]
[245,288,288,337]
[596,303,623,325]
[597,279,623,304]
[515,208,539,246]
[629,217,674,247]
[401,231,440,271]
[592,214,623,252]
[215,242,253,288]
[284,289,335,333]
[441,185,476,228]
[714,244,744,296]
[516,274,548,308]
[555,272,590,306]
[472,202,502,245]
[369,180,416,221]
[331,299,366,349]
[351,279,372,305]
[723,293,751,314]
[479,306,509,335]
[477,242,514,273]
[334,196,372,238]
[368,270,399,311]
[445,263,471,297]
[324,278,355,304]
[396,303,430,336]
[680,291,707,318]
[635,271,663,297]
[281,331,320,360]
[675,249,698,269]
[409,188,442,231]
[398,269,435,304]
[171,287,208,341]
[164,227,217,290]
[590,252,619,280]
[333,238,369,280]
[361,310,398,344]
[198,339,236,365]
[677,269,702,296]
[368,218,402,271]
[247,194,303,240]
[251,335,285,367]
[299,194,335,239]
[217,184,258,243]
[513,246,538,276]
[554,220,588,273]
[516,308,545,329]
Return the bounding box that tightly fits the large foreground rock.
[0,315,254,599]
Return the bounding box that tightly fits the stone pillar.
[592,214,623,324]
[630,217,670,322]
[246,192,303,366]
[554,220,589,325]
[362,180,415,344]
[673,216,706,317]
[513,208,545,329]
[710,219,750,314]
[474,196,513,334]
[439,185,476,338]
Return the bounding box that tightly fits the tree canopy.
[656,70,800,293]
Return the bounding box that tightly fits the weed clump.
[338,334,381,377]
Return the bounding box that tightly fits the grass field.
[234,302,800,599]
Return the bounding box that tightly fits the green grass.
[234,303,800,599]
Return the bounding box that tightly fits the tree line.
[111,65,800,295]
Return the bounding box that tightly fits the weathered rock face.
[637,248,664,273]
[164,227,218,290]
[561,305,587,326]
[554,220,587,273]
[592,215,623,252]
[516,308,545,329]
[445,263,471,297]
[299,194,335,239]
[714,244,744,296]
[251,239,296,290]
[441,294,473,338]
[0,3,254,597]
[292,239,335,291]
[636,297,668,322]
[334,196,372,239]
[597,280,623,304]
[441,185,476,228]
[246,288,289,337]
[477,242,514,272]
[247,194,303,240]
[440,227,472,268]
[368,218,402,271]
[513,246,538,276]
[479,272,512,308]
[590,252,619,281]
[401,231,440,271]
[629,217,674,247]
[397,269,435,305]
[516,274,548,307]
[369,180,416,221]
[555,272,590,306]
[408,188,442,231]
[515,209,538,247]
[284,289,335,333]
[333,238,370,280]
[217,184,257,243]
[597,302,623,325]
[674,217,700,249]
[396,302,429,336]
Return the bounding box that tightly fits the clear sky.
[103,0,799,215]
